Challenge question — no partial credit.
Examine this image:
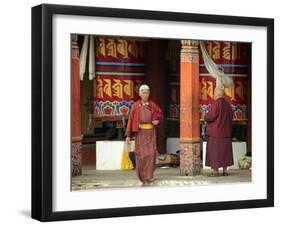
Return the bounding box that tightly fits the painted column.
[180,40,201,176]
[71,34,82,176]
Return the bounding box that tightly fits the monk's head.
[214,87,224,100]
[139,84,150,102]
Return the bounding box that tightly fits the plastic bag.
[238,156,252,169]
[120,143,134,170]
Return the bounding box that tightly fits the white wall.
[0,0,279,225]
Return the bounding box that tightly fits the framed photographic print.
[31,3,274,222]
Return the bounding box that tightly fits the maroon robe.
[126,100,163,183]
[204,97,234,168]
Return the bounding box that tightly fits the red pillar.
[71,34,82,176]
[180,40,201,176]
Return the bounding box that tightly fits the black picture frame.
[31,3,274,222]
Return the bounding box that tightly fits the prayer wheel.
[199,41,251,121]
[93,37,147,120]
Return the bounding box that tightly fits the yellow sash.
[139,123,153,129]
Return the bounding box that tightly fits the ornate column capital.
[181,40,199,49]
[71,34,79,59]
[181,39,199,63]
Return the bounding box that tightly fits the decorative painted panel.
[93,38,147,119]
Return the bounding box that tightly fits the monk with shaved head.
[204,87,234,177]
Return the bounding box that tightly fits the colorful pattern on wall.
[166,41,181,119]
[93,38,147,119]
[199,41,251,120]
[168,81,180,119]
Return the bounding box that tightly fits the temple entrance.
[72,34,251,181]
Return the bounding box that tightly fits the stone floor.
[72,166,252,191]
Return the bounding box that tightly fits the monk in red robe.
[125,84,163,187]
[204,87,234,177]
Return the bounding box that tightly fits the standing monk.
[125,84,163,187]
[204,87,234,177]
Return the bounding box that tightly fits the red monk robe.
[126,100,163,183]
[204,97,234,169]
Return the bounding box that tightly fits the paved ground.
[72,166,251,191]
